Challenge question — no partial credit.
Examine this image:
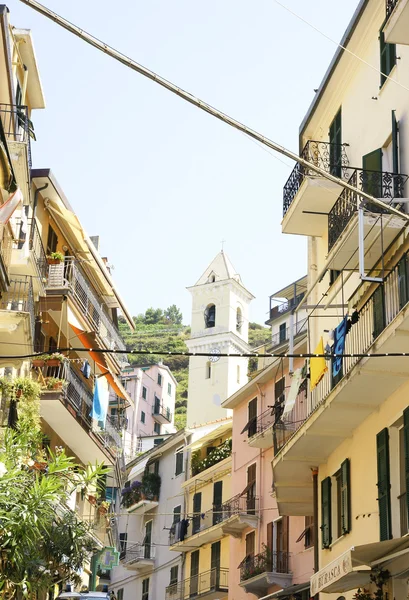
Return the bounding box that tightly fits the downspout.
[312,467,319,593]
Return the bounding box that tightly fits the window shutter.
[398,257,409,310]
[377,428,392,541]
[329,108,342,177]
[248,398,257,437]
[192,492,202,534]
[392,110,399,175]
[213,481,223,525]
[340,459,351,534]
[403,408,409,530]
[373,286,385,340]
[267,522,274,552]
[321,477,332,548]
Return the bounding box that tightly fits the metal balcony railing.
[386,0,399,18]
[0,223,14,277]
[0,104,32,167]
[169,494,258,545]
[328,168,408,251]
[12,217,48,280]
[283,140,349,216]
[152,399,172,422]
[269,321,307,350]
[46,258,126,363]
[240,551,289,582]
[0,275,35,339]
[269,293,305,321]
[123,543,156,564]
[165,567,229,600]
[276,248,409,456]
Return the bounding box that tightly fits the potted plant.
[44,377,65,391]
[32,354,49,368]
[97,500,110,515]
[87,494,98,506]
[121,481,142,508]
[47,251,65,265]
[0,377,42,401]
[46,353,67,367]
[141,472,161,501]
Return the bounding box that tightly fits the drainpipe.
[30,182,48,243]
[312,468,319,582]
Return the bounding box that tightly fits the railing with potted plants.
[0,376,42,429]
[121,472,161,509]
[191,438,232,477]
[240,546,289,582]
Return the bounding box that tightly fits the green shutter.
[377,428,392,541]
[321,477,332,548]
[403,408,409,529]
[192,492,202,534]
[380,30,396,87]
[213,481,223,525]
[392,111,399,175]
[373,286,385,340]
[340,459,351,534]
[398,257,409,310]
[329,108,342,177]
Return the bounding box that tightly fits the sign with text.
[310,549,352,595]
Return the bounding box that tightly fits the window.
[154,423,161,435]
[274,378,285,423]
[173,505,182,524]
[168,382,172,395]
[279,323,287,343]
[212,481,223,525]
[175,447,184,476]
[329,270,341,286]
[245,530,255,561]
[329,108,342,177]
[154,438,164,446]
[205,361,211,379]
[204,304,216,328]
[116,590,123,600]
[304,516,314,548]
[119,533,127,560]
[380,28,396,87]
[321,459,351,548]
[247,398,257,438]
[170,565,178,586]
[142,578,149,600]
[158,373,162,386]
[46,224,58,255]
[377,428,392,541]
[141,411,146,424]
[236,307,242,332]
[142,386,147,400]
[192,492,202,534]
[247,464,256,514]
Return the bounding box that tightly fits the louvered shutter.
[321,477,332,548]
[192,492,202,534]
[377,428,392,541]
[340,459,351,534]
[403,408,409,529]
[213,481,223,525]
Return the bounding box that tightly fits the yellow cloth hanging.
[310,337,328,390]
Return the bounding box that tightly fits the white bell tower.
[186,251,254,428]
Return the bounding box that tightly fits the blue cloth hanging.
[91,378,109,426]
[81,359,91,379]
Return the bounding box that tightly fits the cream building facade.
[273,2,409,600]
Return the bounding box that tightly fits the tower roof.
[195,251,242,286]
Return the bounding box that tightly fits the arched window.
[204,304,216,328]
[236,307,243,332]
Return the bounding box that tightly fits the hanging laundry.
[91,378,109,426]
[80,360,91,379]
[179,519,189,541]
[7,399,18,429]
[310,338,328,390]
[332,315,348,379]
[283,368,303,416]
[351,310,359,324]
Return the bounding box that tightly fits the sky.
[9,0,360,325]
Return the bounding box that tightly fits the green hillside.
[119,306,270,429]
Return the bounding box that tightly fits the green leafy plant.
[47,352,67,363]
[47,251,64,261]
[141,471,161,499]
[44,377,66,391]
[191,439,232,476]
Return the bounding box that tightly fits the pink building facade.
[223,337,314,600]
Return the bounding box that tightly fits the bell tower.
[186,251,254,428]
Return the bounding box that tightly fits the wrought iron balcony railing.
[169,494,258,545]
[386,0,399,18]
[123,543,155,564]
[240,550,289,581]
[165,567,229,600]
[0,104,32,167]
[269,293,305,321]
[0,275,35,339]
[269,321,307,350]
[152,399,172,422]
[46,258,126,363]
[283,140,349,216]
[328,168,408,251]
[12,217,48,281]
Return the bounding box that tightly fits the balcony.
[247,385,307,450]
[239,551,292,598]
[0,223,14,292]
[384,0,409,45]
[191,438,232,477]
[0,104,32,204]
[327,168,408,270]
[11,218,48,288]
[123,543,155,572]
[268,322,307,352]
[121,473,161,515]
[282,140,349,236]
[46,259,126,363]
[169,495,259,551]
[272,248,409,515]
[152,398,172,424]
[39,362,122,465]
[165,567,229,600]
[0,275,34,358]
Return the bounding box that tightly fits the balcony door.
[212,481,223,526]
[247,464,256,515]
[144,520,152,559]
[275,517,289,572]
[362,149,383,198]
[154,396,160,414]
[190,550,199,597]
[192,492,202,534]
[329,108,342,176]
[210,541,221,589]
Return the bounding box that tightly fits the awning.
[70,323,126,400]
[310,537,409,595]
[184,420,232,451]
[260,582,310,600]
[0,188,22,223]
[128,458,150,481]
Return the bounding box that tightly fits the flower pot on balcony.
[46,359,60,367]
[98,505,108,515]
[47,258,62,265]
[88,494,97,506]
[32,359,45,368]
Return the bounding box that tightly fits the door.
[276,517,289,572]
[329,108,342,176]
[362,149,383,198]
[274,378,285,423]
[210,541,221,589]
[192,492,202,534]
[373,286,385,340]
[190,550,199,597]
[144,520,152,558]
[248,398,257,437]
[154,396,160,414]
[212,481,223,525]
[247,464,256,514]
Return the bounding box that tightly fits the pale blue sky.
[11,0,359,325]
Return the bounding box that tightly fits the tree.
[144,308,164,325]
[164,305,183,325]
